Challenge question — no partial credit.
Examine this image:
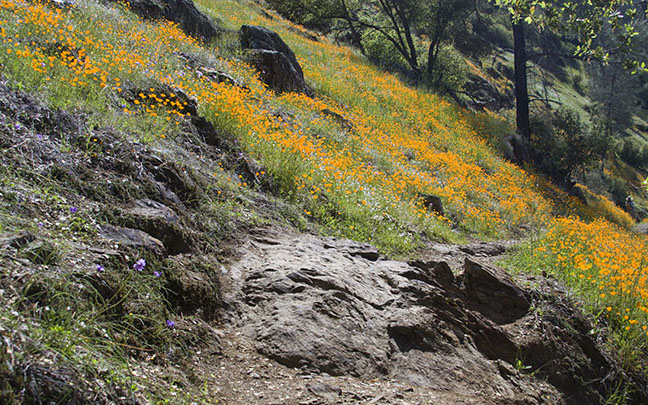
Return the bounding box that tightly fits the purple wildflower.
[133,258,146,271]
[166,320,175,328]
[153,271,161,278]
[37,134,43,139]
[69,207,78,214]
[96,264,104,273]
[37,222,44,228]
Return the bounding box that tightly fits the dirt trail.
[202,227,642,404]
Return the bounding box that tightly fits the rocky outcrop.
[223,229,647,404]
[240,25,308,94]
[463,71,514,112]
[99,224,165,256]
[116,0,221,41]
[116,199,194,255]
[463,257,530,324]
[419,193,445,217]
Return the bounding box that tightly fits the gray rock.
[418,193,444,217]
[117,199,193,255]
[99,224,165,256]
[117,0,221,41]
[306,383,342,400]
[462,258,530,325]
[226,233,533,400]
[321,109,353,131]
[240,25,307,94]
[223,230,640,403]
[197,68,248,90]
[464,72,514,111]
[634,222,648,235]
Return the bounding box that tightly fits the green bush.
[620,138,648,168]
[425,45,469,93]
[530,107,610,183]
[364,31,409,73]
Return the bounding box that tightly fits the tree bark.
[393,1,420,83]
[426,30,442,86]
[341,0,365,55]
[513,20,530,141]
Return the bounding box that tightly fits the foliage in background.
[530,107,614,184]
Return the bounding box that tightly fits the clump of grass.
[4,251,197,401]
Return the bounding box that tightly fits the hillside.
[1,0,648,403]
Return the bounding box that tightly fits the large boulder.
[463,257,530,325]
[118,0,221,41]
[223,230,647,404]
[240,25,308,94]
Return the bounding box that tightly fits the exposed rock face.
[117,199,194,255]
[99,224,165,256]
[117,0,221,41]
[463,257,530,324]
[240,25,308,94]
[223,229,647,404]
[463,72,514,112]
[419,193,445,217]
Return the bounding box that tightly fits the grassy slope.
[0,0,648,400]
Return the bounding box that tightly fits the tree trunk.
[426,36,441,86]
[341,0,365,55]
[347,20,365,55]
[400,15,420,83]
[513,20,530,141]
[390,0,419,83]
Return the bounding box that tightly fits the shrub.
[530,108,609,184]
[620,139,648,168]
[425,45,469,94]
[363,31,410,73]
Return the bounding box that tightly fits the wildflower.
[37,222,44,228]
[69,207,78,214]
[166,319,175,328]
[153,271,161,278]
[96,264,104,272]
[133,258,146,271]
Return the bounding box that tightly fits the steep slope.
[0,0,648,403]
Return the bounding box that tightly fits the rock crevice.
[222,229,646,404]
